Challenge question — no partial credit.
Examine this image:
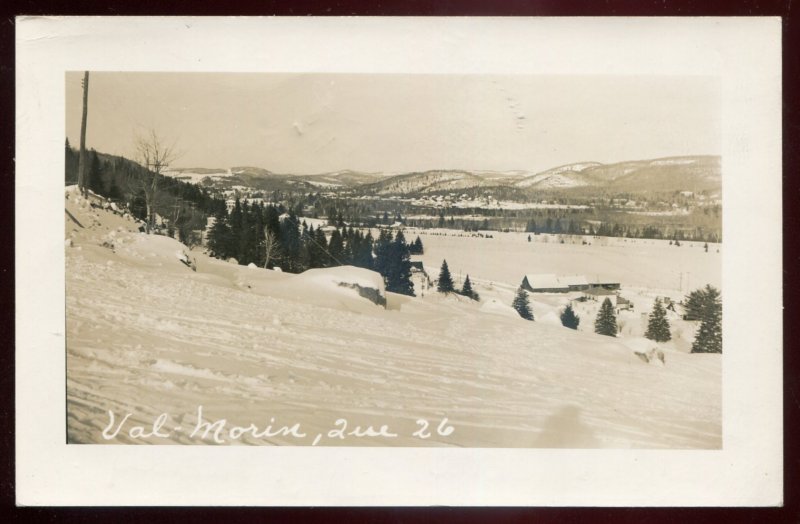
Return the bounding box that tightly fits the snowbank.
[479,298,520,319]
[294,266,387,307]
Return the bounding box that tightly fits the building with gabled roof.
[521,274,565,292]
[521,273,620,293]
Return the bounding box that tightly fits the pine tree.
[352,231,374,270]
[327,229,345,266]
[280,212,303,272]
[409,235,424,255]
[207,214,234,259]
[682,288,707,321]
[238,202,253,264]
[385,230,414,296]
[374,229,393,277]
[437,259,455,293]
[691,285,722,353]
[312,226,329,268]
[594,297,618,336]
[460,274,479,301]
[512,286,534,321]
[87,149,103,194]
[560,304,580,329]
[108,177,124,200]
[645,297,672,342]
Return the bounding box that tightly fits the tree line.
[206,199,424,296]
[65,141,226,243]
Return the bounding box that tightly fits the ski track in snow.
[65,190,721,448]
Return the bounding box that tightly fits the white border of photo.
[15,17,782,506]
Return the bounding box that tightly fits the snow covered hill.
[514,156,721,192]
[164,155,720,197]
[65,189,721,448]
[362,170,495,195]
[514,162,602,189]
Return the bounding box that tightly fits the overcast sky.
[65,72,720,174]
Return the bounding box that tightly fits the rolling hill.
[165,155,721,197]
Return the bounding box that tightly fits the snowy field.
[403,227,721,292]
[65,190,721,448]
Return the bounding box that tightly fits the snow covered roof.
[524,273,562,289]
[524,274,589,289]
[559,275,589,287]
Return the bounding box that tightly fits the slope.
[65,189,721,448]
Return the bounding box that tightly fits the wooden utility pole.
[77,71,89,197]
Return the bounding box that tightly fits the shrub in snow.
[560,304,580,329]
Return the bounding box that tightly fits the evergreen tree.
[437,259,455,293]
[374,229,393,277]
[65,138,78,184]
[327,229,345,266]
[312,226,329,268]
[512,286,534,321]
[341,228,354,265]
[355,231,374,270]
[594,298,618,336]
[108,177,124,200]
[682,288,707,321]
[87,149,103,194]
[460,275,479,301]
[385,230,414,296]
[299,225,313,269]
[229,198,243,257]
[409,235,424,255]
[691,285,722,353]
[206,214,234,259]
[237,202,253,264]
[560,304,580,330]
[279,212,302,272]
[645,297,672,342]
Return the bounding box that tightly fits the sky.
[65,72,720,175]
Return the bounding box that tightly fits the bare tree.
[263,227,282,269]
[77,72,90,197]
[130,129,178,233]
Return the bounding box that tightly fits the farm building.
[521,274,565,293]
[521,274,620,293]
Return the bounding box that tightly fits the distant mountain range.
[165,155,721,196]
